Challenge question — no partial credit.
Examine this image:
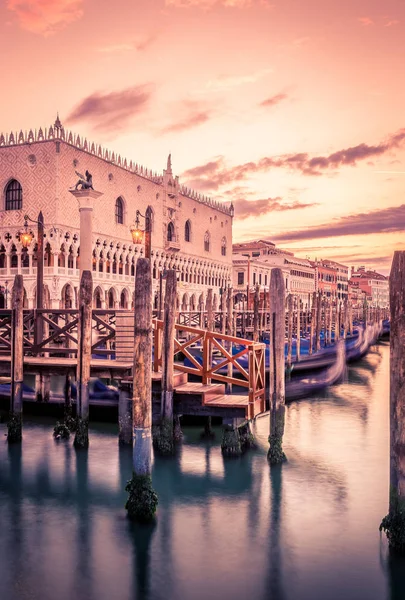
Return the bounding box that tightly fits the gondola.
[285,341,346,401]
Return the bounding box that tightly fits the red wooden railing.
[153,318,266,418]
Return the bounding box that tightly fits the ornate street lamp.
[130,209,151,259]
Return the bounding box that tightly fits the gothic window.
[221,237,227,256]
[204,231,210,252]
[185,220,191,242]
[167,221,175,242]
[5,179,23,211]
[115,197,124,224]
[146,206,153,233]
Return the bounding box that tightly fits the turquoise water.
[1,340,405,600]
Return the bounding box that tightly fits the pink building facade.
[0,119,233,310]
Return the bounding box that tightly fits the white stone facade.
[0,121,233,310]
[232,240,316,306]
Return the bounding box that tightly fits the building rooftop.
[0,116,232,216]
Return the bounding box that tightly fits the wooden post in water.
[221,288,226,335]
[343,299,348,340]
[328,301,333,346]
[268,268,287,464]
[156,270,177,453]
[125,258,158,522]
[303,303,308,339]
[335,301,340,341]
[315,292,321,352]
[226,287,234,395]
[74,271,92,449]
[7,275,24,443]
[309,294,316,355]
[253,284,260,342]
[286,294,293,378]
[202,288,215,437]
[380,252,405,552]
[296,296,301,362]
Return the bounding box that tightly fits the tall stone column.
[69,189,103,278]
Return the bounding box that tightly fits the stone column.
[69,189,103,278]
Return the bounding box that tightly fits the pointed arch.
[61,282,75,308]
[185,219,191,242]
[115,197,124,224]
[93,286,103,309]
[204,231,210,252]
[167,221,175,242]
[5,179,23,211]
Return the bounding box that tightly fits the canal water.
[1,340,405,600]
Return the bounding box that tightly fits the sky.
[2,0,405,274]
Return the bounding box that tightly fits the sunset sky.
[2,0,405,273]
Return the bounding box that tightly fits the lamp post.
[130,210,151,259]
[21,212,44,345]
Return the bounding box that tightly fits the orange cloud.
[7,0,84,35]
[166,0,253,7]
[358,17,374,26]
[97,33,160,54]
[385,20,399,27]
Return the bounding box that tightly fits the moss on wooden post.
[268,269,287,464]
[7,275,24,444]
[126,258,158,522]
[74,271,92,449]
[380,252,405,552]
[221,423,242,457]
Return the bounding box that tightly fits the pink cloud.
[182,128,405,190]
[165,0,253,8]
[358,17,374,26]
[66,86,153,133]
[233,197,318,220]
[385,20,399,27]
[260,92,288,108]
[7,0,83,35]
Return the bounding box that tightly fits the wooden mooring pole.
[253,284,260,342]
[125,257,158,522]
[156,270,178,453]
[268,268,287,464]
[74,270,93,449]
[296,296,301,362]
[286,294,293,378]
[7,275,24,443]
[226,286,234,395]
[380,252,405,552]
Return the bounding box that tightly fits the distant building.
[348,279,366,308]
[318,259,349,301]
[310,260,336,299]
[350,267,389,308]
[232,240,315,306]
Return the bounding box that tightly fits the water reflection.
[266,465,286,600]
[1,343,405,600]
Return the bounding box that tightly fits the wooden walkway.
[0,356,132,378]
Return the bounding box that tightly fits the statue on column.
[71,170,94,191]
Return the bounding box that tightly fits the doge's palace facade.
[0,118,233,310]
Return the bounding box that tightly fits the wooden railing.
[0,309,122,358]
[153,319,266,418]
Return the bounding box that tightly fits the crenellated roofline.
[0,119,233,216]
